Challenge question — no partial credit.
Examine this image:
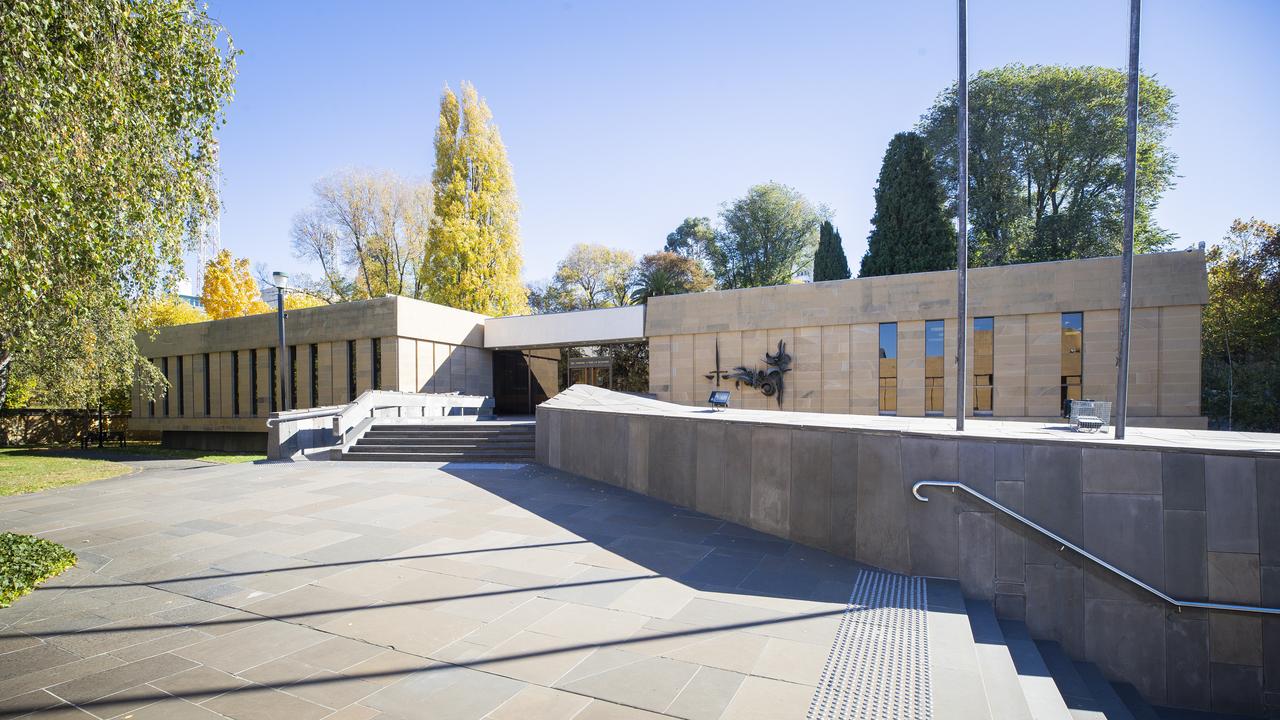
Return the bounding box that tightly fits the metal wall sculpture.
[705,339,792,408]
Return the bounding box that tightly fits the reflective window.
[289,345,298,411]
[925,320,944,415]
[347,341,357,401]
[232,351,240,416]
[973,317,994,414]
[309,344,320,408]
[176,356,185,416]
[879,323,897,414]
[1061,312,1083,414]
[249,349,259,416]
[269,347,278,413]
[372,338,382,390]
[203,353,211,416]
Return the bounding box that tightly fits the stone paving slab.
[0,459,895,719]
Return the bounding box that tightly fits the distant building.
[133,250,1208,450]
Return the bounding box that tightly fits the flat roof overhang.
[484,305,646,350]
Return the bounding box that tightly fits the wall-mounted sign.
[567,356,612,369]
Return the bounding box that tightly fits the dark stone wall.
[536,405,1280,716]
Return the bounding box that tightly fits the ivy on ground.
[0,532,76,607]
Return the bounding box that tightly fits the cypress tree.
[860,132,957,277]
[813,220,851,281]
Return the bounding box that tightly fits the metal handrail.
[912,480,1280,616]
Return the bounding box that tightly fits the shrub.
[0,532,77,607]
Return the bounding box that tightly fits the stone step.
[364,428,535,436]
[1074,663,1138,720]
[1036,641,1107,720]
[1110,684,1160,720]
[964,599,1036,720]
[926,579,994,720]
[340,448,529,458]
[997,620,1075,720]
[348,444,533,455]
[356,435,536,446]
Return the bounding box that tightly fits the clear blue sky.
[201,0,1279,289]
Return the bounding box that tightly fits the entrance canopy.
[483,305,646,350]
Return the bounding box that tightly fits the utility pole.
[955,0,969,432]
[1115,0,1141,440]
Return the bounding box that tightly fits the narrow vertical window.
[162,357,170,416]
[269,347,278,413]
[289,345,298,411]
[203,353,211,417]
[249,349,259,416]
[1061,312,1084,415]
[148,359,157,416]
[973,317,994,415]
[347,340,357,401]
[924,320,945,415]
[371,338,382,390]
[232,351,240,417]
[878,323,897,415]
[309,343,319,408]
[176,356,185,416]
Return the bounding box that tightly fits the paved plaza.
[0,458,880,719]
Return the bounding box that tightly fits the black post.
[955,0,969,432]
[276,289,290,412]
[1115,0,1141,440]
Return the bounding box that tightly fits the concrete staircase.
[340,420,535,462]
[925,582,1246,720]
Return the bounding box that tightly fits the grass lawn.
[0,532,76,607]
[0,443,265,496]
[90,442,265,465]
[0,448,132,496]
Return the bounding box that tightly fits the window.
[309,344,319,408]
[371,338,382,390]
[202,353,211,416]
[878,323,897,414]
[973,317,994,415]
[148,359,157,416]
[162,357,170,415]
[232,351,240,417]
[289,345,298,411]
[1061,312,1083,414]
[925,320,945,415]
[269,347,278,413]
[176,356,185,416]
[347,340,357,401]
[249,349,259,416]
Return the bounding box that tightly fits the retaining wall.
[536,388,1279,716]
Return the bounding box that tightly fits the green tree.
[421,82,528,315]
[707,183,823,289]
[861,133,957,277]
[1202,219,1280,431]
[0,0,238,407]
[813,221,851,281]
[664,217,715,259]
[629,252,714,304]
[917,64,1177,265]
[551,244,636,309]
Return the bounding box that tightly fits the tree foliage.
[135,296,209,332]
[630,252,714,304]
[421,82,527,316]
[861,133,957,277]
[706,183,823,289]
[291,170,431,301]
[0,0,237,407]
[664,217,715,259]
[550,244,636,310]
[813,220,851,281]
[917,64,1177,266]
[1202,218,1280,431]
[201,250,268,320]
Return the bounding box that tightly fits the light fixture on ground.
[271,271,290,412]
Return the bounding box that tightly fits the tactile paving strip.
[806,570,932,720]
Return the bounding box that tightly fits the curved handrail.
[912,480,1280,616]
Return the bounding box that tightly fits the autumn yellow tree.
[421,82,528,316]
[134,296,208,330]
[201,250,269,319]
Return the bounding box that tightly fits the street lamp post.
[271,271,290,413]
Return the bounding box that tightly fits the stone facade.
[646,250,1208,427]
[132,296,500,448]
[537,386,1280,716]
